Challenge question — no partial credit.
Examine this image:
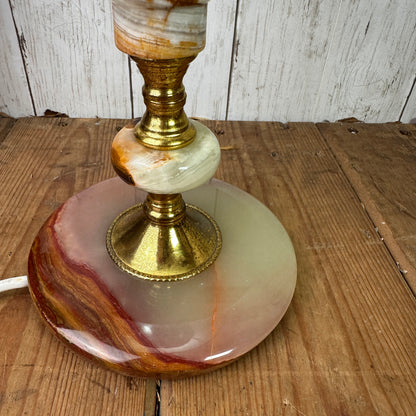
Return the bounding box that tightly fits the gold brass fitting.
[131,56,197,150]
[107,52,222,281]
[106,193,222,281]
[144,193,186,224]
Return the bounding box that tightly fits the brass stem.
[144,193,186,225]
[106,200,222,281]
[107,54,222,281]
[131,56,197,150]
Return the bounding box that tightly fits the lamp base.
[28,178,296,378]
[106,194,222,281]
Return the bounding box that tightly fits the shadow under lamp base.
[28,177,296,378]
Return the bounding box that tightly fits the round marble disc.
[28,178,296,378]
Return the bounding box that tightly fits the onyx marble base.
[28,178,296,378]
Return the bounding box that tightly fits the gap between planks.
[0,118,149,416]
[2,118,415,415]
[317,122,416,295]
[144,120,416,415]
[158,121,416,416]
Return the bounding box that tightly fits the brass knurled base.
[106,194,222,281]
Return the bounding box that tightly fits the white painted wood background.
[1,0,415,122]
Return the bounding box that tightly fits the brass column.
[106,56,222,281]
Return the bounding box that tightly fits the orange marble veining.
[109,122,221,194]
[163,0,204,24]
[27,177,296,378]
[110,126,174,186]
[110,144,135,186]
[112,0,207,59]
[28,206,230,377]
[179,40,198,48]
[114,24,204,59]
[151,153,172,167]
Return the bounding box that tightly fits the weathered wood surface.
[317,122,416,291]
[1,0,416,122]
[0,2,33,117]
[161,121,416,415]
[7,0,132,118]
[1,119,416,415]
[401,78,416,123]
[0,118,16,144]
[228,0,416,123]
[0,118,148,416]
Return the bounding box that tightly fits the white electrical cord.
[0,276,29,293]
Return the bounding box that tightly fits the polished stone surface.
[113,0,208,59]
[28,178,296,378]
[111,120,220,194]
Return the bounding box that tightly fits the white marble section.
[112,0,208,59]
[112,120,220,194]
[56,178,297,364]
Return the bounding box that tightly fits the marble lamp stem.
[107,1,222,281]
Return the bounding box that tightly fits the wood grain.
[2,1,416,122]
[311,0,416,123]
[0,3,33,117]
[8,0,132,118]
[2,119,416,415]
[160,121,416,415]
[317,122,416,291]
[0,118,16,144]
[0,118,148,416]
[228,0,341,122]
[182,0,237,119]
[401,77,416,123]
[228,0,416,123]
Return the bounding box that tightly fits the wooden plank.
[317,122,416,291]
[311,0,416,122]
[0,118,17,144]
[401,77,416,123]
[0,2,33,117]
[130,0,237,120]
[9,0,132,118]
[2,0,416,122]
[228,0,416,122]
[160,121,416,415]
[183,0,237,119]
[0,118,149,415]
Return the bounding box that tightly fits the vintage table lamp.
[28,0,297,377]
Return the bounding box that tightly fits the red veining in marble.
[28,205,228,377]
[27,178,297,378]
